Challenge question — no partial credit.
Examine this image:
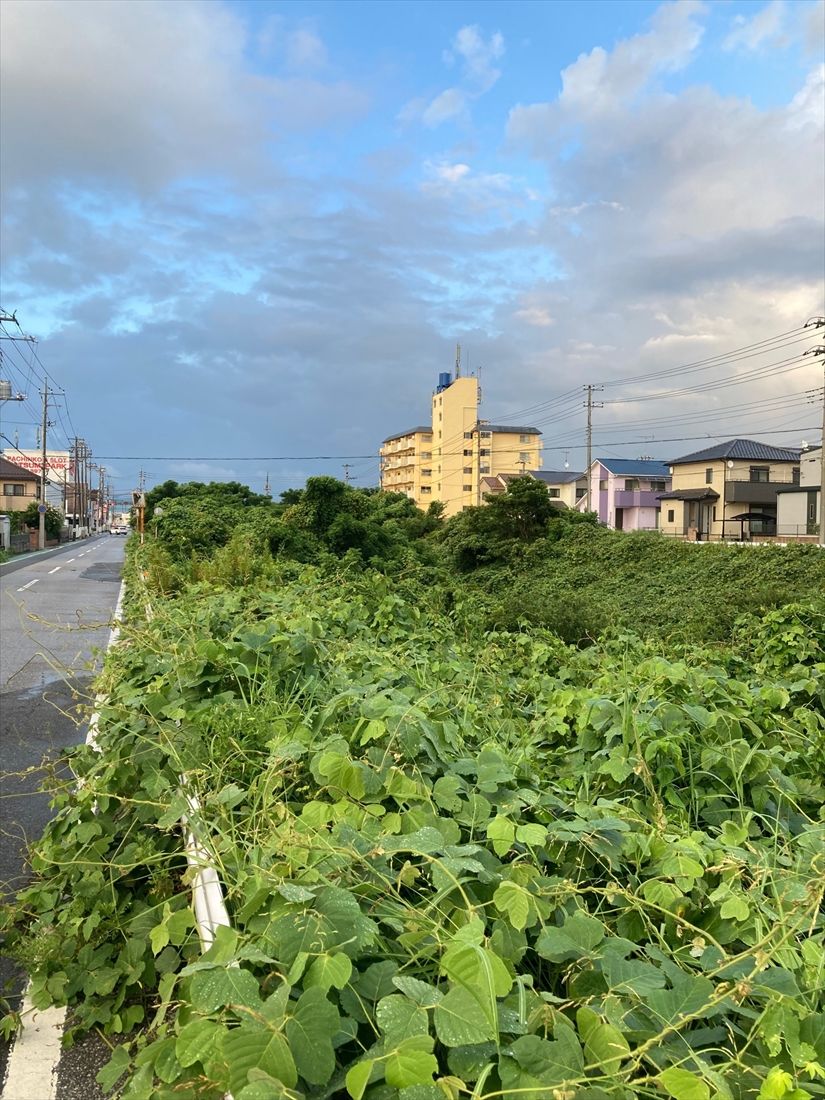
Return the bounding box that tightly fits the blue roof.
[596,458,671,477]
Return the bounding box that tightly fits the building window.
[599,479,607,491]
[463,466,472,474]
[420,486,431,494]
[548,488,560,498]
[519,452,530,463]
[479,448,490,456]
[624,479,639,490]
[650,480,667,492]
[519,434,531,443]
[423,435,432,442]
[712,506,717,521]
[480,465,490,473]
[463,484,473,492]
[464,432,473,439]
[463,448,473,456]
[575,487,586,500]
[749,466,769,483]
[421,469,431,477]
[480,431,491,438]
[3,483,26,495]
[705,468,713,484]
[667,509,675,523]
[421,451,431,459]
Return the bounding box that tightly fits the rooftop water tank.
[0,380,12,401]
[437,372,451,392]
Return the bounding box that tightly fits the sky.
[1,0,823,500]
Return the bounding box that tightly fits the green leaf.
[505,1032,584,1085]
[576,1007,630,1076]
[285,985,338,1085]
[392,976,444,1006]
[720,895,750,922]
[176,1018,225,1068]
[487,815,516,856]
[97,1045,131,1092]
[189,967,261,1013]
[536,911,605,963]
[346,1059,375,1100]
[645,974,715,1028]
[385,1035,439,1089]
[441,943,512,998]
[377,995,430,1046]
[494,881,531,931]
[657,1067,711,1100]
[515,823,547,846]
[150,903,171,955]
[434,987,496,1047]
[221,1026,298,1094]
[304,952,353,991]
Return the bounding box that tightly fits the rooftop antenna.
[563,450,570,470]
[455,343,461,379]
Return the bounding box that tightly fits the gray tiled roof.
[534,469,584,484]
[671,439,801,464]
[485,425,542,435]
[381,426,432,444]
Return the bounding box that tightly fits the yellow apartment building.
[380,372,542,516]
[658,439,801,540]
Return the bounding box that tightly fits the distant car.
[112,526,129,535]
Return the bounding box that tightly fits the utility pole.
[264,472,271,498]
[343,464,352,484]
[802,319,825,548]
[584,384,603,513]
[38,387,49,550]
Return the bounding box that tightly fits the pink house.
[582,458,671,530]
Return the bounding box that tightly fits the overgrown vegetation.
[2,477,824,1100]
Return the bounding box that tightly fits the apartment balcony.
[613,489,667,509]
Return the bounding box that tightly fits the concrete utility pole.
[342,464,352,484]
[802,319,825,548]
[584,384,603,513]
[38,387,49,550]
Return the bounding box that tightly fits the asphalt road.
[0,534,125,1098]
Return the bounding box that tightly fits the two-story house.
[658,439,801,540]
[775,444,821,538]
[583,458,671,530]
[0,456,40,513]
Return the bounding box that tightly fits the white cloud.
[787,63,825,129]
[448,25,505,92]
[559,1,706,115]
[422,88,467,127]
[404,24,505,128]
[723,1,785,52]
[515,307,556,327]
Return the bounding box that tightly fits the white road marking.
[1,998,66,1100]
[16,579,39,592]
[2,575,126,1098]
[66,558,75,563]
[48,566,61,574]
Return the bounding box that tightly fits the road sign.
[37,503,47,514]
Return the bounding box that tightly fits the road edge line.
[1,573,127,1100]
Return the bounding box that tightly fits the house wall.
[0,478,39,512]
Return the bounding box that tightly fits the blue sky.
[1,0,823,498]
